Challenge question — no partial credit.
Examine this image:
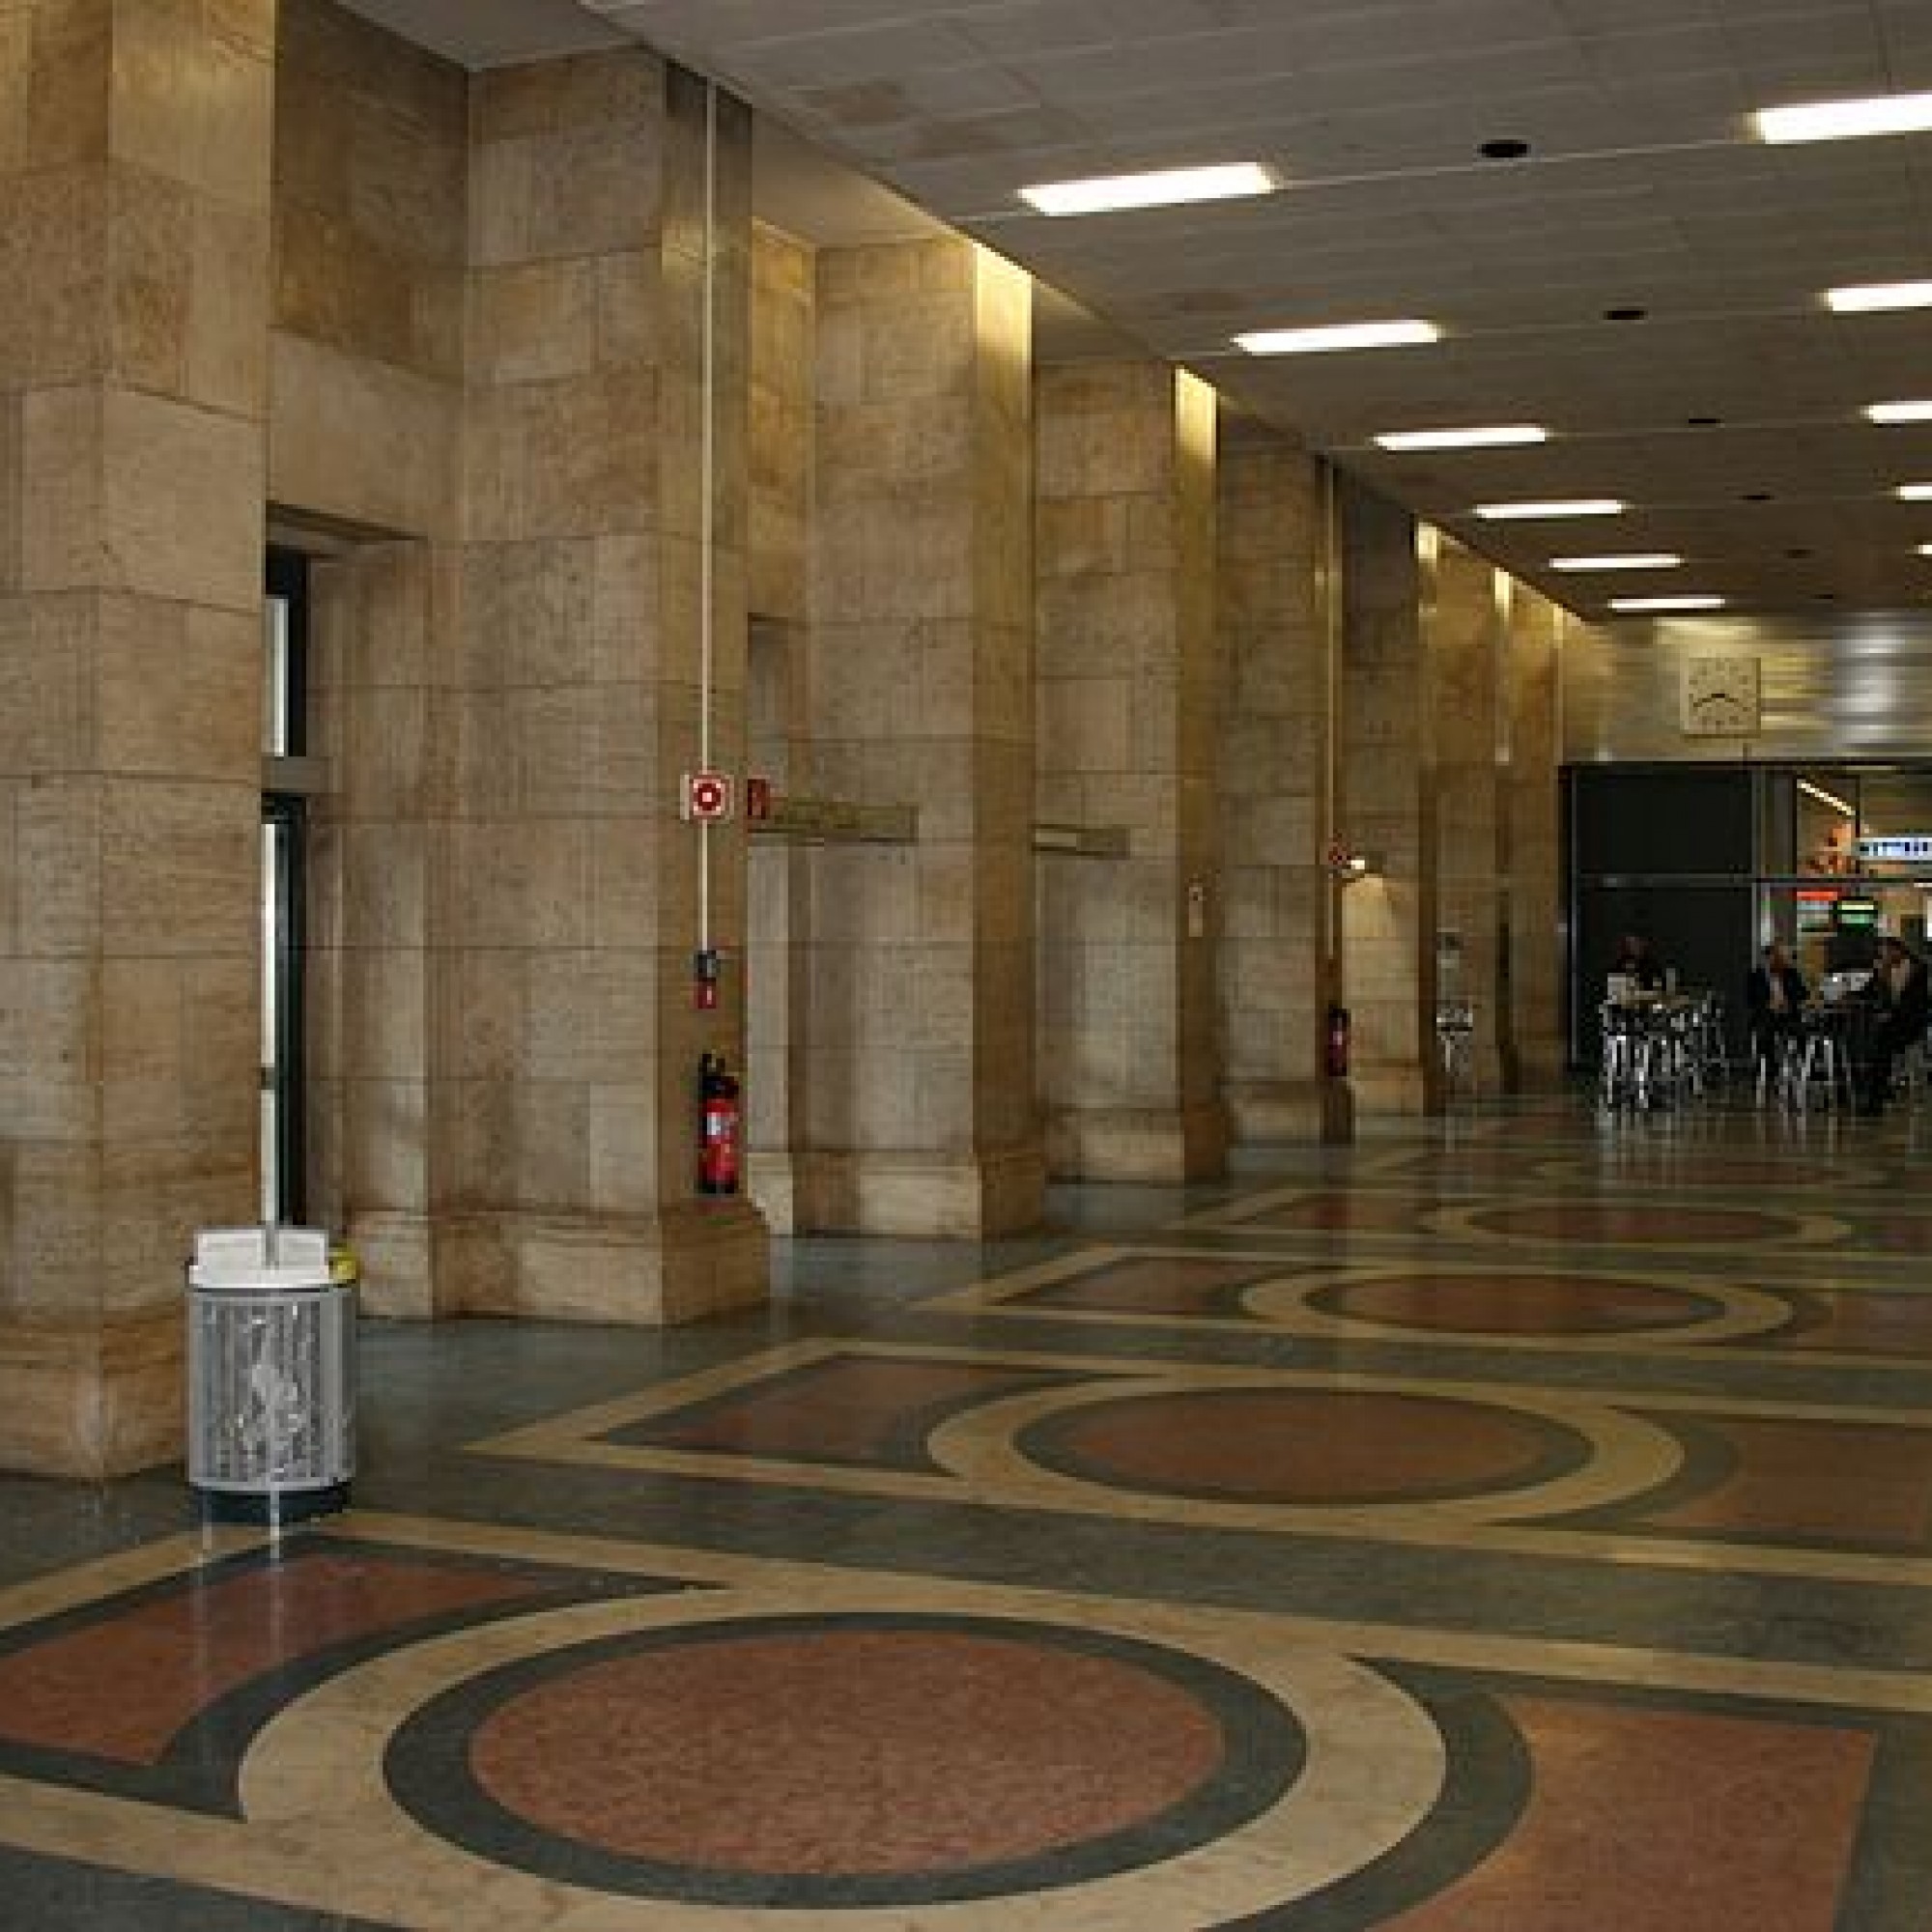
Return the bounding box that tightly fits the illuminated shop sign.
[1855,835,1932,863]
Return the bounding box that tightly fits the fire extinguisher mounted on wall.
[1325,1004,1351,1079]
[698,1052,741,1196]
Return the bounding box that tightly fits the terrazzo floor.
[2,1090,1931,1927]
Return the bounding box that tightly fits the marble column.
[1503,582,1568,1088]
[1336,478,1431,1117]
[1428,535,1507,1096]
[445,52,766,1320]
[802,237,1042,1236]
[0,0,275,1474]
[1037,362,1225,1181]
[1216,440,1329,1142]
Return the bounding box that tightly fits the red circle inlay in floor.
[1032,1387,1576,1505]
[469,1628,1225,1876]
[1320,1271,1711,1335]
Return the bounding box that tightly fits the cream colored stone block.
[345,1076,428,1209]
[19,384,105,594]
[16,775,103,955]
[464,371,655,543]
[0,593,95,774]
[469,260,600,385]
[112,0,272,209]
[269,331,458,539]
[100,779,255,957]
[25,2,110,172]
[96,597,258,778]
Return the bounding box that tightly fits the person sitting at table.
[1858,935,1930,1115]
[1746,942,1806,1067]
[1609,932,1667,994]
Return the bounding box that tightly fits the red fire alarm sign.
[682,771,735,822]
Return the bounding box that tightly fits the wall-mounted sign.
[1855,834,1932,864]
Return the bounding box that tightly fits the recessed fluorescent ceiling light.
[1235,320,1440,355]
[1756,91,1932,144]
[1918,543,1932,556]
[1548,553,1683,571]
[1019,162,1276,216]
[1609,595,1726,612]
[1374,424,1548,450]
[1827,281,1932,313]
[1866,400,1932,423]
[1899,483,1932,499]
[1473,498,1624,521]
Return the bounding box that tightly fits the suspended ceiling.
[339,0,1932,633]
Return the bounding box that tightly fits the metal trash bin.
[186,1225,355,1524]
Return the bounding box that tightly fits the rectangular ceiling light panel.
[1374,425,1548,450]
[1827,282,1932,313]
[1236,320,1440,355]
[1474,498,1625,521]
[1757,92,1932,145]
[1020,163,1276,216]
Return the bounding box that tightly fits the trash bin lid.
[188,1225,333,1292]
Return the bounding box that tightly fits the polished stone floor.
[4,1093,1932,1927]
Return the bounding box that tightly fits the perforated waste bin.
[186,1225,355,1524]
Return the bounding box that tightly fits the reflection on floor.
[4,1094,1932,1928]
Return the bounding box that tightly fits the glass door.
[262,551,308,1223]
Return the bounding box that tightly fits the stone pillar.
[305,540,448,1315]
[446,52,766,1320]
[803,237,1042,1236]
[1216,439,1328,1142]
[1429,536,1506,1094]
[1503,583,1567,1087]
[0,0,275,1474]
[1037,362,1225,1181]
[1337,479,1431,1117]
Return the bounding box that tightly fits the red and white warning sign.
[681,771,735,822]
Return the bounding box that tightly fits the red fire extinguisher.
[698,1052,741,1196]
[1325,1004,1351,1079]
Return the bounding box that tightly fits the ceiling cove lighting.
[1548,553,1683,572]
[1235,319,1440,355]
[1756,91,1932,145]
[1473,498,1624,521]
[1609,594,1726,613]
[1866,400,1932,423]
[1827,281,1932,313]
[1374,424,1548,451]
[1898,484,1932,500]
[1019,162,1276,216]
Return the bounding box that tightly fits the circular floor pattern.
[385,1613,1305,1908]
[1307,1271,1720,1337]
[1459,1200,1807,1247]
[1020,1387,1590,1507]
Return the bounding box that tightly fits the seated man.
[1859,936,1931,1115]
[1746,942,1806,1068]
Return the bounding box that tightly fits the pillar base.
[0,1307,184,1478]
[1350,1065,1433,1118]
[778,1144,1045,1238]
[347,1211,440,1320]
[1224,1080,1330,1146]
[434,1201,770,1324]
[1046,1103,1228,1183]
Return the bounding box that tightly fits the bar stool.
[1790,1011,1855,1110]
